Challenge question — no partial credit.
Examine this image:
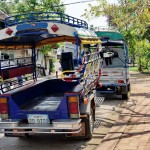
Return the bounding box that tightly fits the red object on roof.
[5,28,13,35]
[51,24,59,32]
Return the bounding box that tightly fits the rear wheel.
[64,107,94,140]
[83,108,94,140]
[122,84,131,100]
[122,93,129,100]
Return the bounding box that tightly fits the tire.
[122,93,129,100]
[128,83,131,92]
[83,108,94,140]
[122,84,131,100]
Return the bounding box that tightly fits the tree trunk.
[138,58,143,72]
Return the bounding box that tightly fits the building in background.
[0,10,57,76]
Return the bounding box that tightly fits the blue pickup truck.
[0,12,102,139]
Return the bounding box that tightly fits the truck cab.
[0,12,102,139]
[95,27,130,99]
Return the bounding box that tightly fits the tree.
[0,1,15,14]
[83,0,150,72]
[0,0,65,15]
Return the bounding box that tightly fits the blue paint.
[8,97,20,119]
[16,22,48,31]
[123,43,127,68]
[3,79,79,120]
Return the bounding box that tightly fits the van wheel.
[122,84,130,100]
[83,108,94,140]
[122,93,128,100]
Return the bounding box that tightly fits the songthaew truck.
[95,27,131,99]
[0,12,102,139]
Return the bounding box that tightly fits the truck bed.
[7,79,78,119]
[21,93,64,111]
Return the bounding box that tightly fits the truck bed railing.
[0,75,34,93]
[0,56,37,93]
[5,12,88,29]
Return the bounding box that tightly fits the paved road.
[0,94,124,150]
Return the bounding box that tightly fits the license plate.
[27,114,50,124]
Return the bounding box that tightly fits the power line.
[54,0,96,7]
[1,0,97,15]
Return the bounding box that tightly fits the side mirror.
[127,58,132,64]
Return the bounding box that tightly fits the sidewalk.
[96,73,150,150]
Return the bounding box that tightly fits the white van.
[95,28,130,99]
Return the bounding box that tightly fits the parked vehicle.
[95,27,130,99]
[0,12,102,139]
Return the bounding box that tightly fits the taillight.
[69,103,78,113]
[68,96,80,118]
[117,80,124,84]
[0,98,8,119]
[98,83,102,88]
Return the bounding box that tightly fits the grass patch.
[129,66,150,74]
[129,66,138,72]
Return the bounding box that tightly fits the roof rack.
[94,26,119,32]
[4,12,88,29]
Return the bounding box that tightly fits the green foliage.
[40,44,59,55]
[40,45,51,55]
[129,66,138,72]
[0,1,15,14]
[49,59,55,73]
[0,0,65,15]
[83,0,150,72]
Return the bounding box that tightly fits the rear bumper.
[0,119,81,134]
[96,83,127,94]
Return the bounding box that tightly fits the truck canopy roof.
[0,12,100,50]
[95,27,124,41]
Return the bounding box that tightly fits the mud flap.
[121,86,128,94]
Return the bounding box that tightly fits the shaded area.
[22,93,64,111]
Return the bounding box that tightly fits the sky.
[62,0,118,27]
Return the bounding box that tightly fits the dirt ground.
[129,71,150,99]
[94,71,150,150]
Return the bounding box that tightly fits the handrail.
[0,75,34,93]
[4,12,88,29]
[0,57,33,69]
